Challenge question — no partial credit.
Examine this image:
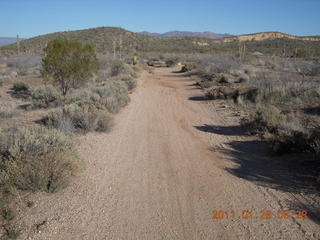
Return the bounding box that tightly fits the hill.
[221,32,320,43]
[138,31,232,39]
[1,27,320,57]
[0,27,214,55]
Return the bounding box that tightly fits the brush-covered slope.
[0,27,217,55]
[1,27,320,57]
[139,31,232,39]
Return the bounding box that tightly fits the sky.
[1,0,320,38]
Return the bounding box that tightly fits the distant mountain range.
[0,37,25,46]
[138,31,233,39]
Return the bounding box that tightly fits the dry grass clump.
[0,126,77,193]
[0,105,19,119]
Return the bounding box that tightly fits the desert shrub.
[44,104,113,133]
[114,75,137,91]
[165,57,179,67]
[17,70,27,76]
[270,126,320,160]
[0,126,74,161]
[196,73,219,88]
[92,81,130,113]
[206,87,236,100]
[30,86,63,108]
[180,63,195,72]
[42,39,98,95]
[295,48,308,58]
[240,106,284,136]
[233,87,260,103]
[66,79,131,114]
[5,151,77,193]
[110,60,135,77]
[294,60,320,77]
[270,130,306,154]
[12,82,29,92]
[10,82,30,99]
[0,126,76,193]
[309,128,320,159]
[96,113,114,132]
[67,91,105,110]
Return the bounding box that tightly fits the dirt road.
[22,67,320,239]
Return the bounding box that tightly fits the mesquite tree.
[42,39,98,95]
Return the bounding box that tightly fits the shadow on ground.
[303,106,320,116]
[195,124,247,136]
[195,124,320,223]
[189,96,208,101]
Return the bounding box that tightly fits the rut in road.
[22,67,319,240]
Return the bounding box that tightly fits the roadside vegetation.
[0,39,139,239]
[181,53,320,182]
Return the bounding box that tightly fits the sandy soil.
[18,67,319,240]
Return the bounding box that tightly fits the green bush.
[42,39,98,95]
[30,86,63,108]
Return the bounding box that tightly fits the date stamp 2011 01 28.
[211,210,308,220]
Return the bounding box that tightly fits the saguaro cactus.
[16,34,20,54]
